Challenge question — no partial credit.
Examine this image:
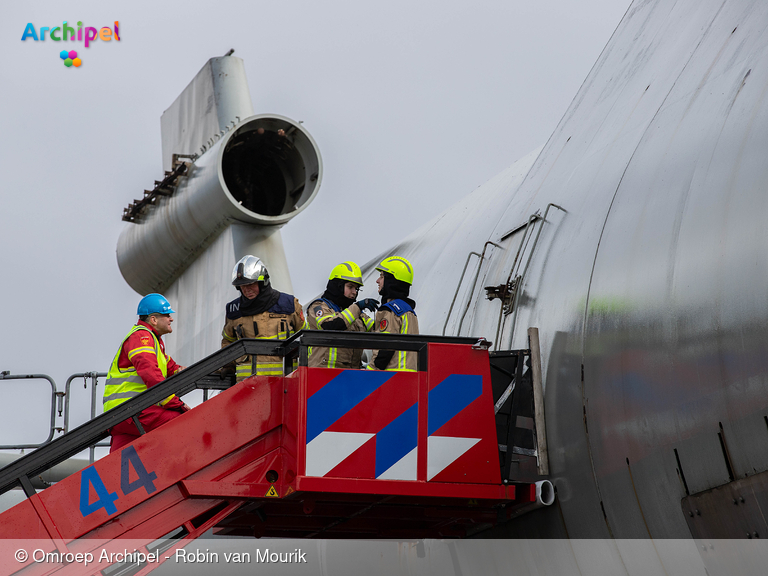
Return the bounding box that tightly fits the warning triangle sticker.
[265,485,279,498]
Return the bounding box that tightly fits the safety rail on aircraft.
[0,330,482,498]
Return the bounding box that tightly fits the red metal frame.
[0,343,537,576]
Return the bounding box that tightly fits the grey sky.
[0,1,627,445]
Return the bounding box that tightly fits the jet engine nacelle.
[116,114,322,296]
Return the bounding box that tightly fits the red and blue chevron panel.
[425,343,500,484]
[303,343,500,485]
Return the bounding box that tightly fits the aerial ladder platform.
[0,331,551,576]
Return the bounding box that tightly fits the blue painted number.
[79,467,119,517]
[120,445,158,496]
[79,446,158,517]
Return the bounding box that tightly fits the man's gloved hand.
[356,298,379,313]
[217,364,236,380]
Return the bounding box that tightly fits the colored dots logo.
[60,49,82,68]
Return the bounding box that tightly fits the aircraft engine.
[116,114,322,296]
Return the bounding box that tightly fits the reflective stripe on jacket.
[369,305,420,371]
[103,325,174,412]
[305,299,374,369]
[221,296,304,381]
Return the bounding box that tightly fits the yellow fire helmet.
[376,256,414,285]
[329,261,364,286]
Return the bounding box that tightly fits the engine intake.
[116,114,322,295]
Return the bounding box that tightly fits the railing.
[0,331,480,498]
[0,372,59,450]
[1,372,113,461]
[63,372,108,463]
[442,241,502,336]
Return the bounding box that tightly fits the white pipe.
[535,479,555,506]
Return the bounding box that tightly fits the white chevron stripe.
[377,447,418,481]
[305,431,375,477]
[427,436,480,480]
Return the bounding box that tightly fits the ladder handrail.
[441,241,503,337]
[442,251,482,336]
[456,241,503,336]
[506,203,566,346]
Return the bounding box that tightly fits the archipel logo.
[21,21,120,68]
[60,50,81,68]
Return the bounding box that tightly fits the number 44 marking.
[79,445,158,517]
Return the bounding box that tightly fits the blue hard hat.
[137,293,175,316]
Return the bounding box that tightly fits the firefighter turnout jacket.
[104,321,182,412]
[369,299,419,371]
[305,299,375,368]
[221,293,304,381]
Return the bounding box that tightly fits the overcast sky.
[0,1,628,446]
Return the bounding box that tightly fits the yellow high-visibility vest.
[103,325,174,412]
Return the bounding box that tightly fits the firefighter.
[221,255,304,381]
[305,261,379,368]
[368,256,419,371]
[103,293,189,453]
